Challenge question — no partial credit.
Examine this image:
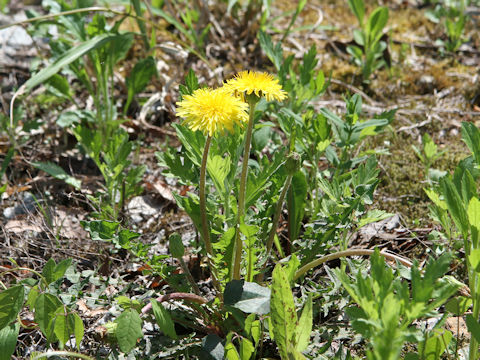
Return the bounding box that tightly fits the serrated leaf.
[207,154,230,195]
[0,286,24,331]
[31,161,81,189]
[151,300,177,339]
[441,176,469,238]
[115,309,143,353]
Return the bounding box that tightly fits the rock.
[416,75,436,94]
[126,195,160,223]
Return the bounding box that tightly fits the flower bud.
[285,152,301,175]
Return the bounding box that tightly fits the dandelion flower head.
[176,87,249,137]
[226,70,287,102]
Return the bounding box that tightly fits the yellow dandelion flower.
[176,87,249,137]
[226,70,287,102]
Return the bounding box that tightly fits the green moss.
[369,127,469,227]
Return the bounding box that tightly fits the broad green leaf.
[151,300,177,339]
[53,259,72,282]
[54,306,75,348]
[287,170,307,242]
[224,280,271,315]
[34,293,62,342]
[202,334,225,360]
[240,338,255,360]
[81,220,119,241]
[0,286,24,331]
[173,193,202,233]
[125,56,157,111]
[462,122,480,164]
[468,197,480,247]
[173,123,205,166]
[295,295,313,351]
[271,264,297,359]
[469,248,480,272]
[357,210,394,228]
[169,232,185,259]
[115,309,143,353]
[353,29,365,46]
[42,258,72,285]
[107,33,134,66]
[42,258,56,285]
[348,0,365,25]
[287,344,308,359]
[445,297,472,315]
[73,313,84,350]
[466,314,480,343]
[225,340,241,360]
[23,33,121,92]
[247,319,261,346]
[0,323,19,360]
[26,286,39,311]
[366,7,389,42]
[31,162,81,189]
[117,229,141,249]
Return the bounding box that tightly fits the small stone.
[416,75,436,94]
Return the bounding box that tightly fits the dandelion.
[226,71,286,280]
[176,86,249,296]
[176,87,249,137]
[226,70,287,102]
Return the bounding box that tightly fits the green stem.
[233,100,257,280]
[294,249,413,281]
[255,172,293,283]
[469,271,480,360]
[179,257,202,296]
[199,136,222,296]
[266,173,293,256]
[0,266,48,288]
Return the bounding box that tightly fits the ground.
[0,0,479,358]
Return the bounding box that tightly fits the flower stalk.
[233,97,258,280]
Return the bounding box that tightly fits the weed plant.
[0,1,478,359]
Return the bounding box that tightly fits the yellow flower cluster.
[176,71,286,136]
[226,70,287,102]
[176,87,248,137]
